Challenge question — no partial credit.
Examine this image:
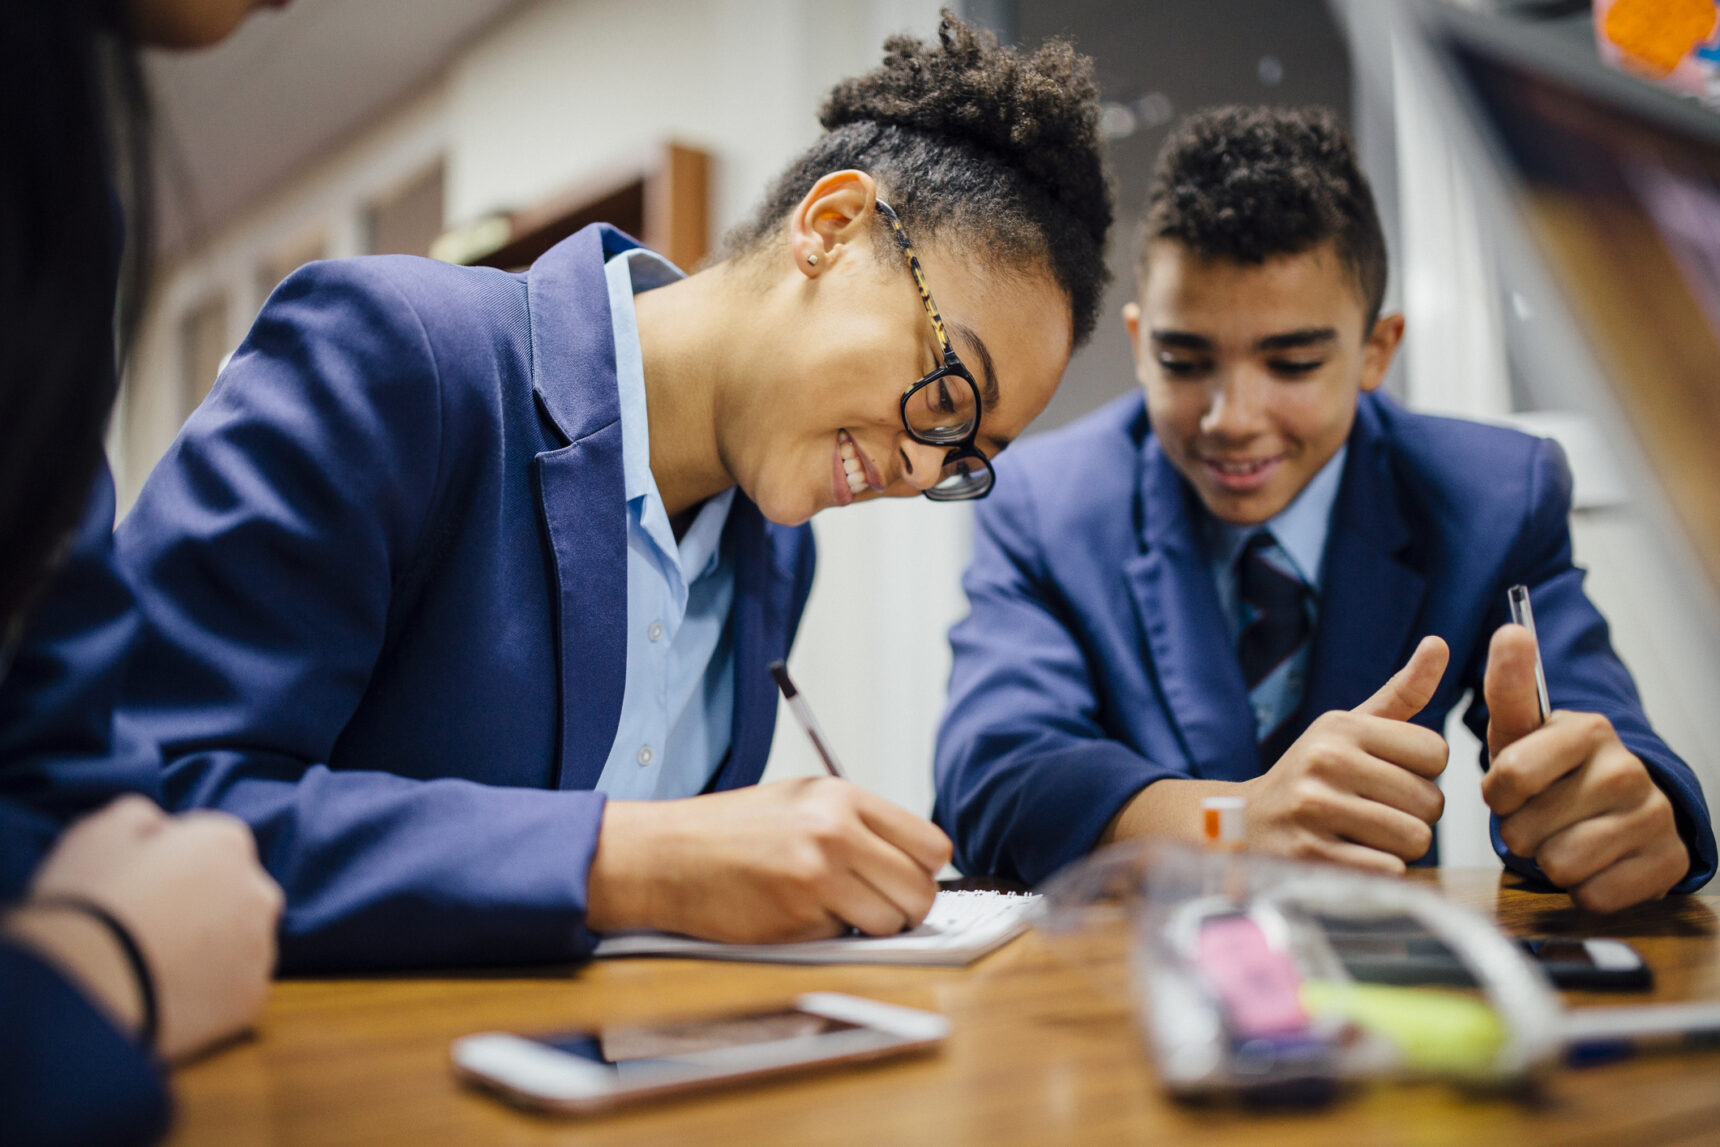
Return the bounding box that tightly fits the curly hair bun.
[726,11,1113,347]
[820,13,1108,248]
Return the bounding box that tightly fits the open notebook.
[593,890,1041,966]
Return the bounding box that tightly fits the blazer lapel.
[527,224,644,791]
[1301,400,1429,722]
[1125,440,1258,781]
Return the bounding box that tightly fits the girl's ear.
[788,170,879,278]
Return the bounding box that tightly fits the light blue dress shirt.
[594,249,737,800]
[1201,445,1347,743]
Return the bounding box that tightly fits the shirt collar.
[606,248,685,504]
[1203,444,1348,590]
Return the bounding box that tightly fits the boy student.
[934,106,1715,911]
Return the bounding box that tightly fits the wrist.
[4,900,148,1043]
[587,800,672,933]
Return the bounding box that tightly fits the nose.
[1199,370,1269,443]
[895,435,950,494]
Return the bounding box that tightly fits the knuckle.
[1572,883,1622,914]
[1304,740,1347,777]
[1539,855,1571,887]
[1289,779,1330,820]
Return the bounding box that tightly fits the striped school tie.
[1236,531,1313,767]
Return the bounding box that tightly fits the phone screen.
[533,1007,865,1075]
[1520,939,1597,967]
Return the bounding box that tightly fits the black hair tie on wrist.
[34,895,159,1054]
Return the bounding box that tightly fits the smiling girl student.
[112,14,1113,971]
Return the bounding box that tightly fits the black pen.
[768,659,850,780]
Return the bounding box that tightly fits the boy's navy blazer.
[934,390,1716,891]
[116,225,816,972]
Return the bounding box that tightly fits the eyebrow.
[1255,327,1338,352]
[950,319,1002,413]
[1150,327,1339,353]
[948,320,1011,453]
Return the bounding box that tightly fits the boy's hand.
[1240,636,1451,873]
[1482,624,1689,912]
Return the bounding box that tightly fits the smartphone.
[1320,915,1651,992]
[1519,937,1653,991]
[451,992,949,1115]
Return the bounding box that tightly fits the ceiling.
[144,0,528,253]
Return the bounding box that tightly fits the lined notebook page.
[593,890,1041,966]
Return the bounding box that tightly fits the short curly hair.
[723,11,1113,348]
[1139,105,1387,327]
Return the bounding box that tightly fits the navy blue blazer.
[1,474,170,1146]
[0,942,169,1146]
[0,468,161,897]
[935,390,1716,891]
[116,225,816,972]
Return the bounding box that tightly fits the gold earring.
[806,253,820,266]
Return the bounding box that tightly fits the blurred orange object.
[1601,0,1718,77]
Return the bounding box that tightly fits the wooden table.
[167,870,1720,1146]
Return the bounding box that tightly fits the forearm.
[186,764,608,972]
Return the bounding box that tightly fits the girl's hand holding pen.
[586,781,951,943]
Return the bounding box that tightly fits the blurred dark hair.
[722,11,1114,349]
[1139,105,1388,328]
[0,1,151,624]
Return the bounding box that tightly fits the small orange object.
[1200,795,1246,851]
[1603,0,1719,78]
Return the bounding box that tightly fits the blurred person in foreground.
[112,14,1113,972]
[0,2,285,1144]
[934,106,1713,909]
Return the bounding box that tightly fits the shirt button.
[647,621,665,643]
[636,745,654,766]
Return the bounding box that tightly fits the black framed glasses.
[874,199,995,502]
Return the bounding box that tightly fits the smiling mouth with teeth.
[1208,457,1278,475]
[839,432,870,496]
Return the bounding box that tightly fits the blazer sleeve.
[1459,438,1716,892]
[0,468,161,899]
[934,472,1181,886]
[0,940,170,1147]
[116,261,607,973]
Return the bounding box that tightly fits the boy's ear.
[1359,312,1406,393]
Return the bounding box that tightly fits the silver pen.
[1506,584,1552,724]
[768,660,850,780]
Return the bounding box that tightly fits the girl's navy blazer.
[116,225,816,972]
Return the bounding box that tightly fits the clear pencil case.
[1039,839,1565,1105]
